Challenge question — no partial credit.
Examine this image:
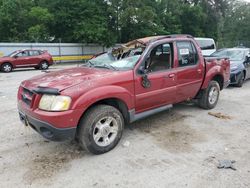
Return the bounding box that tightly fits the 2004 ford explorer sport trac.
[17,35,230,154]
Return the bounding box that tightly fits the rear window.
[177,41,198,67]
[196,39,215,50]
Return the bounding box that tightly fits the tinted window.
[16,51,29,57]
[147,43,173,72]
[177,41,198,67]
[29,50,40,56]
[196,39,215,50]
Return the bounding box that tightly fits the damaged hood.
[21,67,116,91]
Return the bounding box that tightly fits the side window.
[177,41,198,67]
[29,50,40,56]
[16,51,29,57]
[147,43,173,72]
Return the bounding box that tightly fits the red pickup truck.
[18,35,230,154]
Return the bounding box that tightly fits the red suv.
[0,49,53,72]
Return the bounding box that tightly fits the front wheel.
[1,63,13,73]
[235,72,244,87]
[78,105,124,155]
[198,80,220,110]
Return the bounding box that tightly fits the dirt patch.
[208,112,232,120]
[23,142,84,185]
[134,110,205,153]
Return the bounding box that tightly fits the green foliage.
[0,0,249,47]
[27,6,54,42]
[222,1,250,47]
[180,4,206,36]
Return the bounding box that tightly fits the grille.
[21,87,34,107]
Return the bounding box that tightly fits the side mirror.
[13,55,18,58]
[138,56,151,74]
[139,57,151,88]
[138,66,148,75]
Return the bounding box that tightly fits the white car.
[195,38,216,56]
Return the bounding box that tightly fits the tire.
[235,72,244,87]
[1,63,13,73]
[39,61,49,70]
[78,105,124,155]
[198,80,220,110]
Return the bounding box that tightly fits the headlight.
[39,95,71,111]
[230,65,238,72]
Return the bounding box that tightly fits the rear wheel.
[235,72,244,87]
[198,80,220,109]
[39,61,49,70]
[1,63,13,73]
[78,105,124,155]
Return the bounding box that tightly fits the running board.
[129,104,173,123]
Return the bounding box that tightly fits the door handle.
[197,69,202,74]
[168,73,175,78]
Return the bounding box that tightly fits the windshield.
[6,51,19,57]
[212,49,245,61]
[89,53,116,66]
[87,52,141,70]
[110,55,141,70]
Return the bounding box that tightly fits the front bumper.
[19,110,76,141]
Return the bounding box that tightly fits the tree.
[222,1,250,47]
[0,0,32,42]
[0,0,248,47]
[27,6,54,42]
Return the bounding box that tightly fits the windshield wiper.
[94,64,117,70]
[81,60,94,67]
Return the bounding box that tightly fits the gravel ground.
[0,64,250,188]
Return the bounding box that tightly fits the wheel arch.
[40,60,49,65]
[211,74,224,90]
[76,97,130,137]
[1,61,13,67]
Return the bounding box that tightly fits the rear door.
[175,41,204,103]
[134,42,177,113]
[28,50,41,66]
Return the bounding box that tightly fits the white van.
[195,38,216,56]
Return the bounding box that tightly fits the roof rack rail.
[150,34,194,43]
[162,34,193,39]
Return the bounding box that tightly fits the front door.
[13,50,31,67]
[134,43,177,113]
[175,41,204,103]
